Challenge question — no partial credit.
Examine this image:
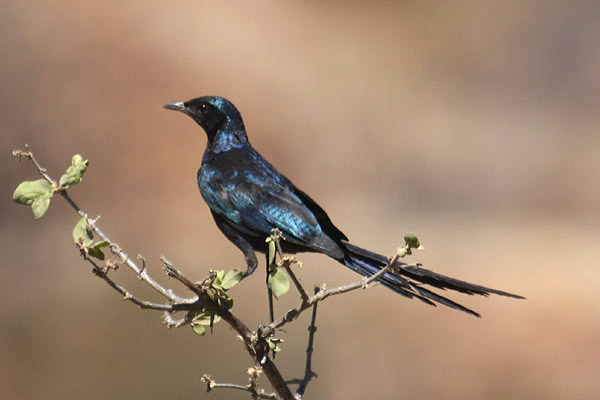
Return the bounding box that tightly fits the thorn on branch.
[105,259,119,271]
[12,145,55,184]
[137,254,146,274]
[201,374,216,392]
[109,245,128,265]
[160,256,199,293]
[162,313,189,328]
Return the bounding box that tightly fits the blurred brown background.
[2,1,599,399]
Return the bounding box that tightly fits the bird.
[164,96,523,317]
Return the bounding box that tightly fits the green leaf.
[209,269,225,290]
[88,247,104,260]
[404,233,421,249]
[88,241,109,260]
[13,179,53,205]
[12,179,54,219]
[59,154,89,189]
[193,312,221,325]
[191,311,221,336]
[72,216,93,247]
[266,236,276,266]
[191,323,206,336]
[220,269,243,290]
[215,269,225,282]
[267,337,282,353]
[268,268,290,298]
[31,195,51,219]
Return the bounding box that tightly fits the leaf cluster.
[12,154,88,218]
[72,216,110,260]
[191,269,243,336]
[398,232,424,257]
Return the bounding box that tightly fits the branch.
[261,250,402,338]
[13,146,297,399]
[13,145,408,400]
[160,257,254,342]
[14,146,193,305]
[282,258,308,304]
[271,229,309,302]
[87,217,190,303]
[202,373,279,399]
[13,145,54,183]
[291,287,319,398]
[86,255,175,311]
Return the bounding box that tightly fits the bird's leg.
[242,249,258,278]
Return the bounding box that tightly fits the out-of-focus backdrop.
[2,1,599,399]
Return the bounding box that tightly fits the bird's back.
[198,145,346,258]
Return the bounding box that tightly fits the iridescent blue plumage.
[164,96,523,317]
[198,142,343,258]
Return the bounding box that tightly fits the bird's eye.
[199,104,208,113]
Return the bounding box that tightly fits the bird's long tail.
[340,242,524,317]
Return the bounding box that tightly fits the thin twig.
[266,253,275,323]
[210,383,278,399]
[14,146,193,304]
[86,215,190,303]
[282,259,308,303]
[262,250,402,338]
[13,145,54,183]
[295,286,320,398]
[88,257,175,311]
[160,256,202,293]
[202,374,280,399]
[271,229,309,302]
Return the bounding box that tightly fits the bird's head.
[164,96,247,148]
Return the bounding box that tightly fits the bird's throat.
[210,130,246,153]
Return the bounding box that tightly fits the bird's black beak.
[163,101,186,112]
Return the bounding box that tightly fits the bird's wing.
[224,178,343,258]
[292,187,348,243]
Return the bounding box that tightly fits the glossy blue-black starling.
[164,96,523,316]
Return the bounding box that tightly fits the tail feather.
[341,241,524,316]
[341,250,439,305]
[408,284,481,317]
[401,265,525,299]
